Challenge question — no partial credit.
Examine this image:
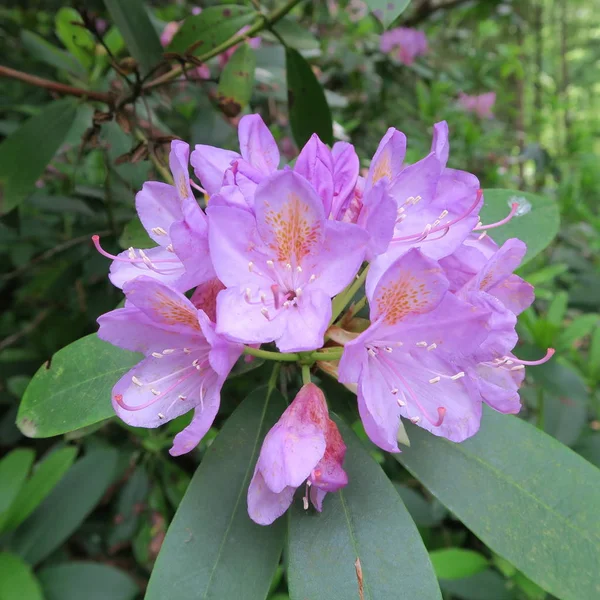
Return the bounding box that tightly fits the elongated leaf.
[0,552,43,600]
[366,0,412,28]
[429,549,489,580]
[217,42,256,117]
[286,48,333,148]
[38,562,138,600]
[271,17,320,52]
[146,386,286,600]
[1,447,78,533]
[0,99,78,215]
[55,8,95,71]
[103,0,163,75]
[439,570,516,600]
[168,5,255,55]
[17,334,141,438]
[479,189,559,265]
[0,449,34,516]
[396,406,600,600]
[9,447,118,565]
[21,30,87,77]
[287,417,441,600]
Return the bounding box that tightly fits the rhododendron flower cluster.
[95,114,552,525]
[380,27,428,65]
[458,92,496,119]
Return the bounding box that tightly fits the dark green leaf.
[271,17,320,52]
[0,99,78,215]
[574,434,600,469]
[394,483,447,527]
[479,189,560,266]
[429,549,489,580]
[396,406,600,600]
[146,386,286,600]
[0,449,34,516]
[217,42,256,118]
[9,448,118,565]
[118,217,155,249]
[1,447,78,533]
[168,6,255,56]
[439,570,516,600]
[21,30,87,77]
[38,562,138,600]
[17,334,141,438]
[0,552,43,600]
[365,0,412,28]
[103,0,164,75]
[286,48,333,148]
[55,8,95,71]
[287,417,441,600]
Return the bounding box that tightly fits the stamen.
[183,348,191,354]
[151,227,168,236]
[451,372,465,380]
[410,416,420,424]
[248,261,254,272]
[261,308,270,319]
[478,232,488,241]
[132,376,143,387]
[397,398,406,407]
[511,365,525,371]
[416,341,428,347]
[295,287,302,297]
[151,388,160,396]
[427,343,437,351]
[266,260,275,268]
[162,349,175,355]
[152,352,163,358]
[296,265,303,273]
[166,244,175,253]
[178,395,187,401]
[158,412,165,419]
[245,288,252,302]
[391,387,398,394]
[438,210,448,219]
[309,274,317,282]
[285,263,292,271]
[384,346,393,353]
[190,180,207,195]
[429,376,441,384]
[475,202,519,231]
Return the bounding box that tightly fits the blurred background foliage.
[0,0,598,598]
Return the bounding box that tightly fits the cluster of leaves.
[0,1,599,599]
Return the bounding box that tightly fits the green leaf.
[118,217,155,249]
[55,8,95,71]
[168,5,255,55]
[217,42,256,118]
[396,406,600,600]
[0,449,34,516]
[9,447,118,565]
[271,17,320,52]
[556,314,599,350]
[38,562,138,600]
[365,0,412,28]
[287,417,441,600]
[394,483,447,527]
[17,334,141,438]
[286,48,333,148]
[1,447,78,533]
[0,99,78,215]
[439,570,516,600]
[429,549,489,580]
[479,189,560,265]
[0,552,43,600]
[103,0,164,75]
[146,386,286,600]
[21,30,87,77]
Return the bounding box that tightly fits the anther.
[296,265,303,273]
[183,348,191,354]
[416,341,428,347]
[285,263,292,271]
[427,343,437,351]
[478,232,488,241]
[132,376,143,387]
[397,398,406,407]
[128,248,136,260]
[192,359,200,367]
[166,244,174,252]
[152,352,163,358]
[261,308,270,318]
[151,227,168,236]
[244,288,252,302]
[309,274,316,282]
[178,395,187,401]
[438,209,448,219]
[511,365,525,371]
[295,287,302,297]
[384,346,393,353]
[151,388,160,396]
[162,349,175,355]
[451,372,465,380]
[158,413,165,419]
[410,416,421,424]
[248,261,254,272]
[391,387,398,394]
[266,260,275,268]
[429,376,441,384]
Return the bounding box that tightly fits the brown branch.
[0,65,112,104]
[404,0,481,26]
[0,308,53,353]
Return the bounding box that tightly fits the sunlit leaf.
[0,552,43,600]
[429,549,489,580]
[17,334,140,438]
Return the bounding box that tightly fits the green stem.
[267,363,281,395]
[330,265,370,324]
[243,345,300,362]
[301,364,311,385]
[144,0,303,90]
[313,347,344,361]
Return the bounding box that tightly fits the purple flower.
[458,92,496,119]
[247,383,347,525]
[339,249,490,451]
[207,170,369,352]
[380,28,428,65]
[191,114,279,202]
[97,276,242,456]
[94,141,214,292]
